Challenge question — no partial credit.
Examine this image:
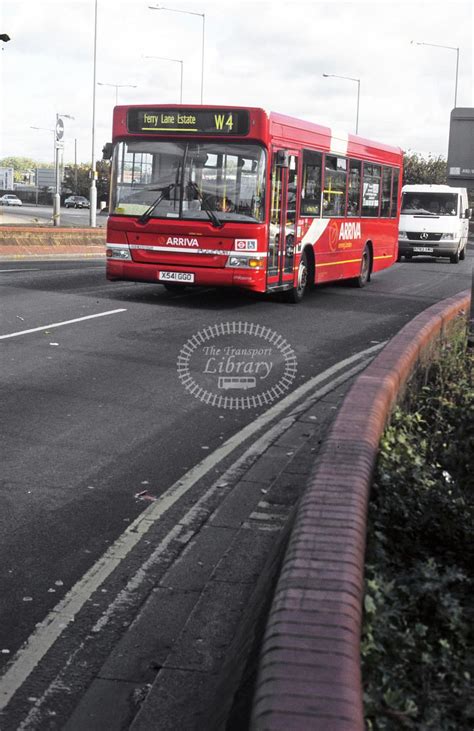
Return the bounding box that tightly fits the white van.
[398,184,471,263]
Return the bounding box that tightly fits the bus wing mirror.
[102,142,114,160]
[276,150,289,167]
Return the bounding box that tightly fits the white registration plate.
[413,246,434,253]
[158,271,195,283]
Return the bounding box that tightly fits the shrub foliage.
[362,328,474,730]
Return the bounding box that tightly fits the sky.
[0,0,472,167]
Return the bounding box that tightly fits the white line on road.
[0,309,127,340]
[0,340,385,711]
[0,269,40,273]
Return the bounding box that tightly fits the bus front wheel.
[284,251,308,303]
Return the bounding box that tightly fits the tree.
[63,160,110,202]
[403,152,447,185]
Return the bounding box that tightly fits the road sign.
[56,117,64,142]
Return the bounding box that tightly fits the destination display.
[127,108,250,136]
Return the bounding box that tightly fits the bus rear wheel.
[284,251,308,303]
[353,244,371,287]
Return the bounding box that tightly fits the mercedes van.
[398,184,471,263]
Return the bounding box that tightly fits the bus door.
[267,150,298,288]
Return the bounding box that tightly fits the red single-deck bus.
[105,105,402,302]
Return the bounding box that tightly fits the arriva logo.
[339,222,361,239]
[166,237,199,247]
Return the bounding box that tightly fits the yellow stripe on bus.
[318,259,360,267]
[318,254,394,268]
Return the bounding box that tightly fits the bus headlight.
[227,255,251,268]
[226,255,263,269]
[107,245,131,260]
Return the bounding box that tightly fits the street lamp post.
[74,138,78,195]
[90,0,98,228]
[54,113,74,227]
[97,82,137,105]
[148,5,205,103]
[411,41,460,108]
[323,73,361,134]
[144,56,184,103]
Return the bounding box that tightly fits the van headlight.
[440,233,454,240]
[398,231,407,239]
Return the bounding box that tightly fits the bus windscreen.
[111,140,266,222]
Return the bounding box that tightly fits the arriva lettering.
[339,222,361,239]
[166,237,199,247]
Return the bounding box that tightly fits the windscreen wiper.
[137,183,177,224]
[186,180,223,228]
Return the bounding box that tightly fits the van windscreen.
[401,192,458,216]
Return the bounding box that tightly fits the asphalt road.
[0,250,472,722]
[0,204,106,227]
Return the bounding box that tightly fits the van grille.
[407,232,443,241]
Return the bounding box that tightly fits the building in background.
[0,167,14,191]
[447,108,474,192]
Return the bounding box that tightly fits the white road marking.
[0,341,385,711]
[0,269,40,273]
[0,309,127,340]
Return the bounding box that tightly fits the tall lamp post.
[90,0,98,228]
[148,5,205,103]
[144,56,184,103]
[97,82,137,105]
[410,41,460,108]
[323,73,361,134]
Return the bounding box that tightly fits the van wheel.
[353,244,371,287]
[284,251,308,303]
[459,245,465,261]
[450,250,460,264]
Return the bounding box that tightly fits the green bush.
[362,330,474,730]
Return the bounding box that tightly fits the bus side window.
[347,160,361,217]
[322,155,347,217]
[380,167,392,217]
[390,169,400,217]
[362,163,381,217]
[300,150,322,216]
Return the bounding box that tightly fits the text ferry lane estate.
[144,113,197,126]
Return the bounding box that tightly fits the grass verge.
[362,326,474,730]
